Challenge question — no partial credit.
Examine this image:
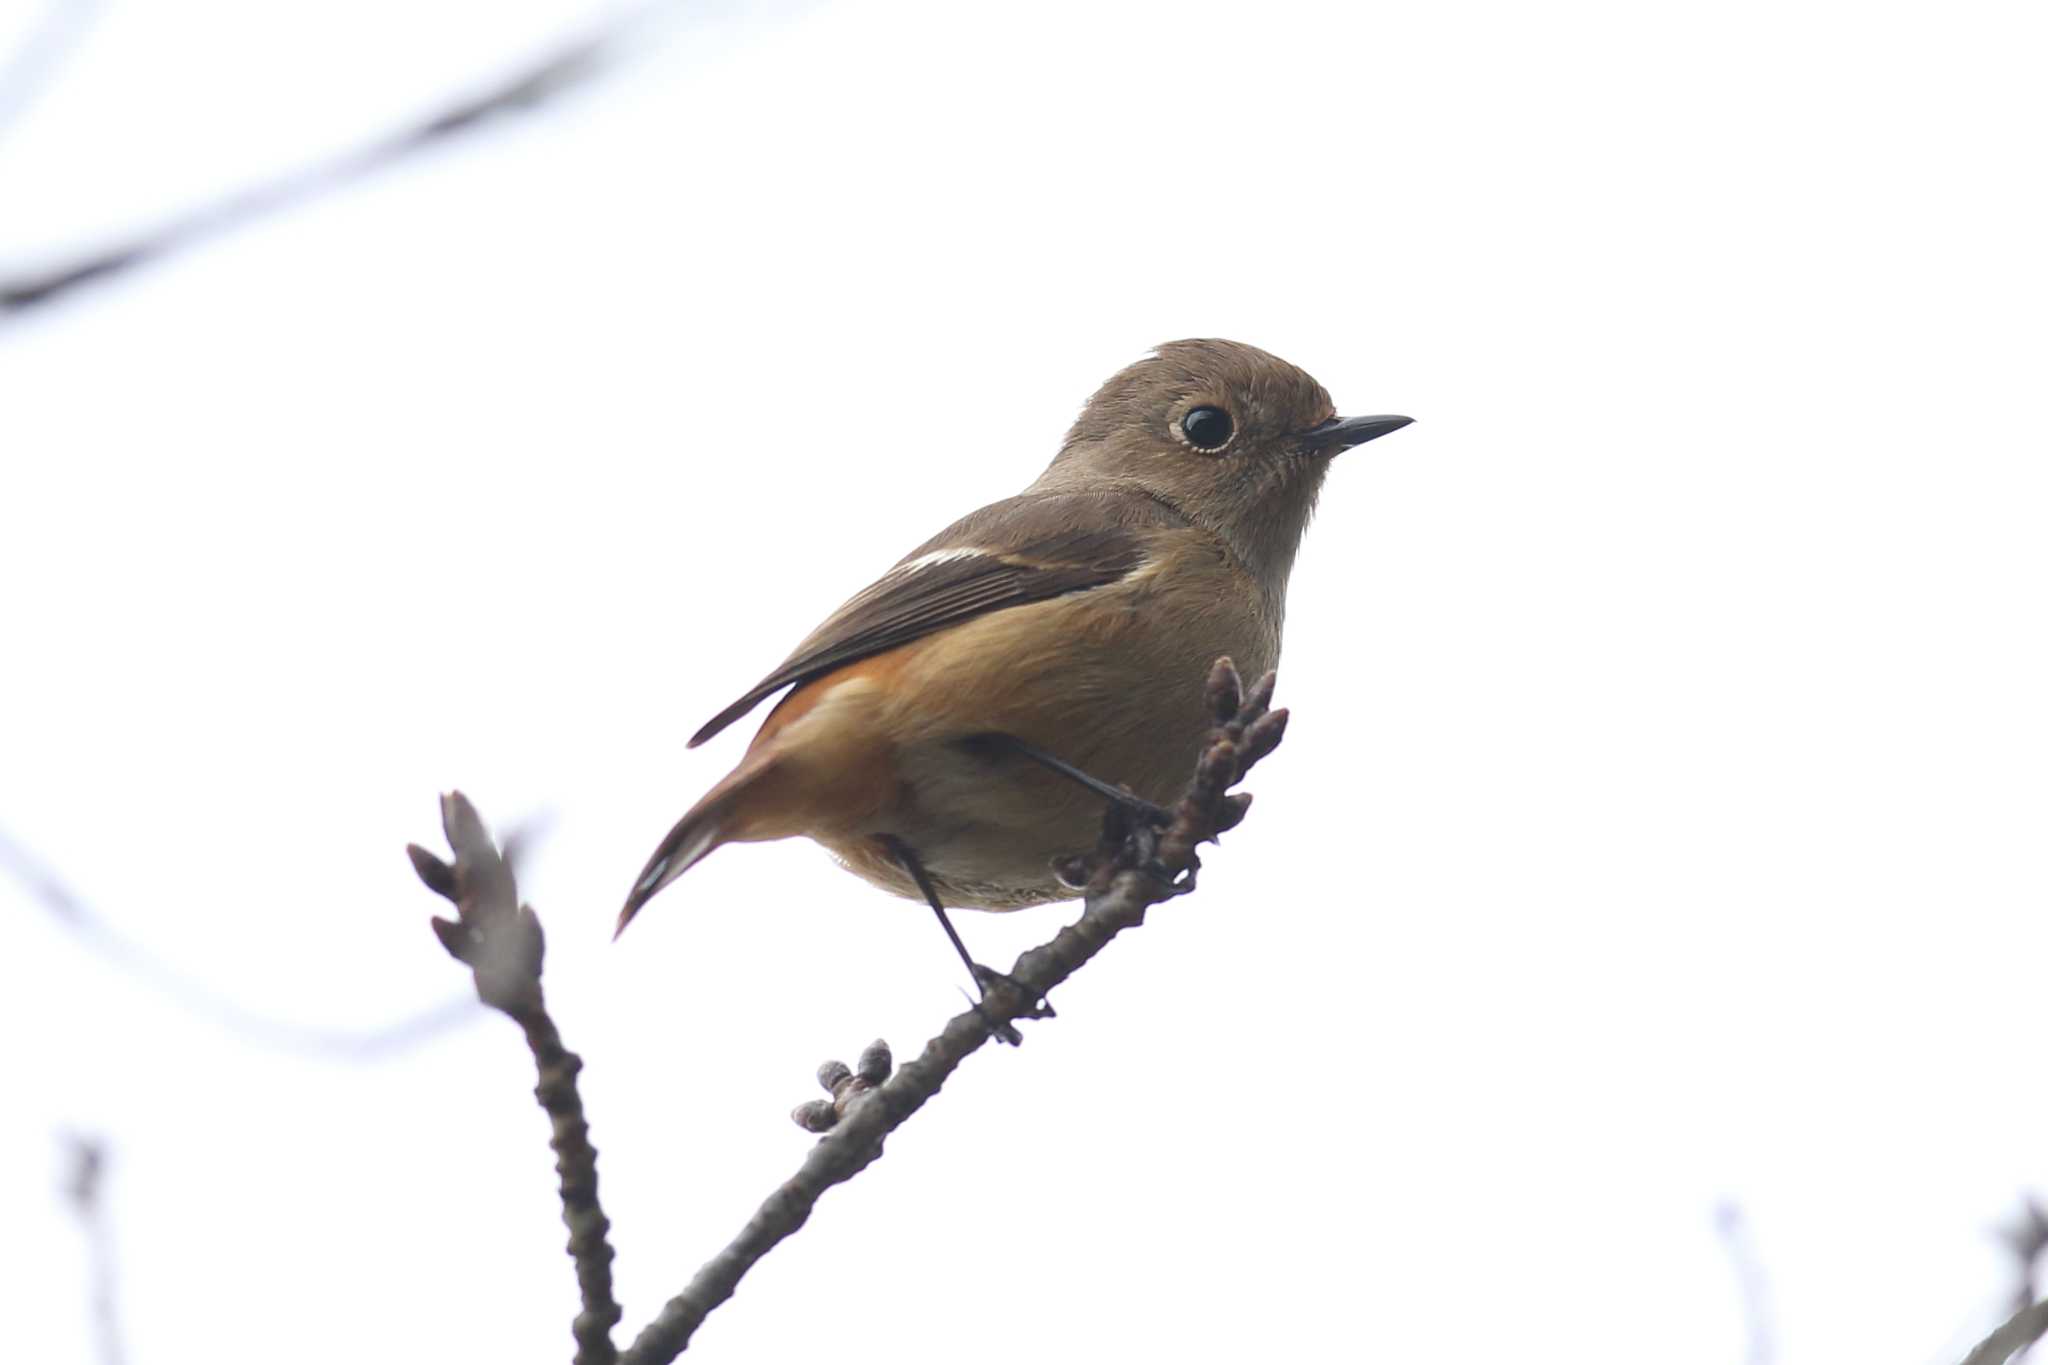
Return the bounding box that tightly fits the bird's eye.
[1180,406,1234,451]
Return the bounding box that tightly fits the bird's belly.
[818,740,1118,909]
[899,741,1118,907]
[809,570,1276,910]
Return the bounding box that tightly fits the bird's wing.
[687,491,1184,747]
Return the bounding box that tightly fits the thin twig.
[1999,1199,2048,1365]
[410,793,623,1365]
[1715,1202,1775,1365]
[61,1134,125,1365]
[0,0,102,146]
[0,824,479,1060]
[618,658,1283,1363]
[0,10,636,318]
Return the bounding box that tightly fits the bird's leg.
[876,835,1052,1045]
[962,733,1174,828]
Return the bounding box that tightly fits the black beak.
[1298,413,1414,455]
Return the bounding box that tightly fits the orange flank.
[723,647,913,842]
[615,647,918,937]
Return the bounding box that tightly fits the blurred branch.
[2000,1199,2048,1364]
[61,1134,125,1365]
[1,823,479,1060]
[0,0,101,147]
[1962,1302,2048,1365]
[0,10,635,319]
[412,658,1283,1364]
[410,793,622,1365]
[1715,1202,1775,1365]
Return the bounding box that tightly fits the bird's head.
[1035,338,1411,590]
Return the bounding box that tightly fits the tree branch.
[60,1134,125,1365]
[409,793,623,1365]
[0,12,631,319]
[1962,1301,2048,1365]
[1714,1202,1775,1365]
[0,824,478,1060]
[411,658,1284,1363]
[620,658,1282,1363]
[0,0,102,148]
[1990,1199,2048,1365]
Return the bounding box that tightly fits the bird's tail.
[615,754,781,938]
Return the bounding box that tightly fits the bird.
[617,338,1411,990]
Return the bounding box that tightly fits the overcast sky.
[3,1,2045,1361]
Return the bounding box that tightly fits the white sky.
[2,0,2044,1361]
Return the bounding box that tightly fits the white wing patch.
[896,547,992,573]
[840,547,1000,607]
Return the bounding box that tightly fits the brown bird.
[618,339,1410,987]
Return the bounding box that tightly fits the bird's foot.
[970,963,1054,1046]
[1149,847,1199,896]
[1114,806,1198,895]
[1054,803,1198,897]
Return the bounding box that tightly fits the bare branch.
[410,792,622,1365]
[0,0,102,147]
[61,1134,125,1365]
[0,12,631,319]
[0,824,478,1060]
[1962,1301,2048,1365]
[415,660,1282,1361]
[1996,1199,2048,1364]
[1715,1202,1775,1365]
[618,658,1284,1364]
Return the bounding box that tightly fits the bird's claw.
[1145,854,1198,896]
[973,1002,1025,1047]
[970,964,1055,1044]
